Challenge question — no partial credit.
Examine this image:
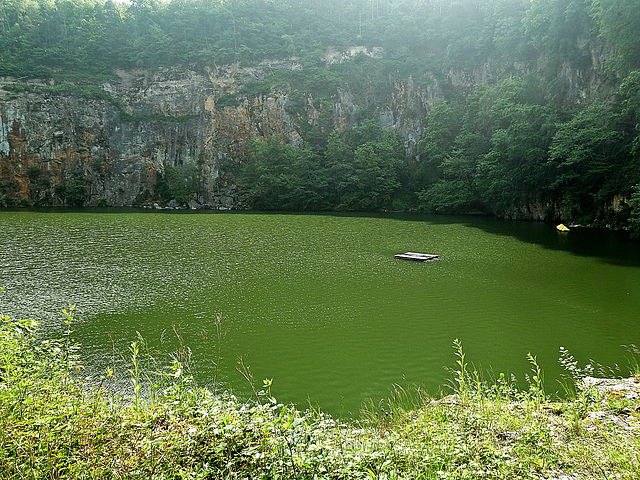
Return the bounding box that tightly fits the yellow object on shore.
[556,223,570,232]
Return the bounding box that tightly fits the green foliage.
[414,102,469,212]
[241,137,326,210]
[54,171,89,207]
[2,310,640,479]
[0,0,592,82]
[476,101,554,211]
[623,344,640,381]
[414,78,558,217]
[339,133,404,211]
[324,131,355,206]
[2,84,35,93]
[26,166,41,181]
[44,82,115,102]
[618,70,640,163]
[547,102,626,220]
[412,72,640,225]
[239,79,276,98]
[67,171,89,207]
[592,0,640,75]
[629,184,640,238]
[0,0,638,224]
[155,162,201,204]
[417,179,478,214]
[526,353,546,406]
[240,126,405,212]
[347,120,384,148]
[215,94,241,108]
[524,0,593,72]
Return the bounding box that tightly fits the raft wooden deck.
[394,252,439,262]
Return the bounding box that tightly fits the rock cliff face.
[0,43,453,208]
[0,63,306,208]
[0,45,611,209]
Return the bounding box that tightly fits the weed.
[236,354,261,403]
[214,313,226,395]
[128,338,142,412]
[450,338,469,400]
[623,343,640,381]
[1,315,640,479]
[526,353,546,406]
[558,345,596,400]
[558,346,595,383]
[361,383,429,428]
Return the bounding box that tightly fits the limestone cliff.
[0,44,611,209]
[0,43,452,208]
[0,64,301,208]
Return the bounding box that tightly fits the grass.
[1,313,640,479]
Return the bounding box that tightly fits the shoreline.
[2,317,639,479]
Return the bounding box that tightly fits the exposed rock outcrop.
[0,55,441,207]
[0,42,612,210]
[582,376,640,400]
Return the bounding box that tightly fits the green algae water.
[2,209,640,416]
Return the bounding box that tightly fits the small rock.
[581,377,640,399]
[437,394,461,405]
[586,411,607,422]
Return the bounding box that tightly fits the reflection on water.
[2,209,640,417]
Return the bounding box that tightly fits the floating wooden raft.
[394,252,439,262]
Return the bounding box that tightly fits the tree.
[241,137,325,210]
[476,103,554,211]
[629,184,640,237]
[524,0,593,72]
[618,70,640,163]
[592,0,640,75]
[339,132,404,211]
[157,162,200,204]
[415,101,464,190]
[473,78,557,214]
[416,130,488,214]
[547,102,626,220]
[324,131,354,206]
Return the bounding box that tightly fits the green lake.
[2,209,640,417]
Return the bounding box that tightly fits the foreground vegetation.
[2,310,640,479]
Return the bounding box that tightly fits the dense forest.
[2,0,640,231]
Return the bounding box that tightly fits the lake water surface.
[2,209,640,416]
